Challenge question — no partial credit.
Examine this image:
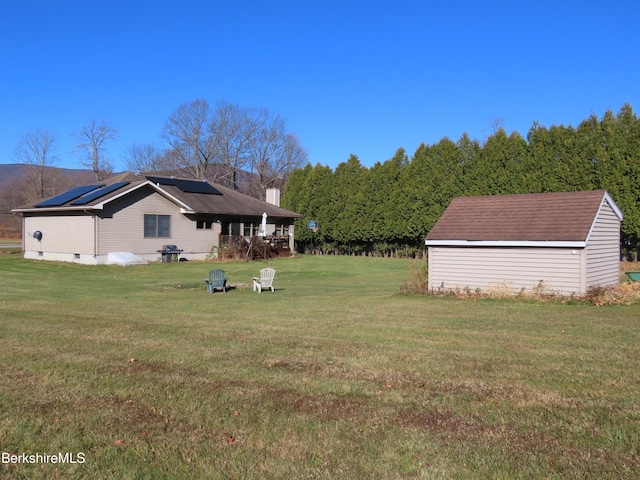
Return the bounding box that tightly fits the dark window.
[144,214,171,238]
[197,220,213,230]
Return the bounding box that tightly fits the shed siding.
[428,247,582,294]
[97,188,219,259]
[23,213,95,255]
[585,201,620,288]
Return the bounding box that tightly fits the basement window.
[74,253,80,259]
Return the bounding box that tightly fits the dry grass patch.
[405,260,640,305]
[586,281,640,305]
[1,254,640,478]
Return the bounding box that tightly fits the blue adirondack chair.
[626,272,640,282]
[205,269,227,293]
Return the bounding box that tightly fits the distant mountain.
[0,163,263,206]
[0,163,95,188]
[0,163,269,234]
[0,164,27,187]
[0,164,95,220]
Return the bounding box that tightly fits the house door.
[222,221,241,236]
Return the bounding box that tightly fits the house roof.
[13,172,302,219]
[424,190,622,247]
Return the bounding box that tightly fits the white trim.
[603,191,624,220]
[424,240,586,247]
[13,180,195,214]
[12,205,95,213]
[425,192,623,248]
[583,192,623,245]
[94,180,192,211]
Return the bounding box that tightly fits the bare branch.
[76,120,117,180]
[13,129,58,199]
[161,98,213,178]
[125,142,171,174]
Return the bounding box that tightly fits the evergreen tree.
[282,103,639,254]
[330,155,368,252]
[282,163,335,252]
[465,128,528,195]
[364,149,409,254]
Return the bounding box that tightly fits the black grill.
[160,245,183,263]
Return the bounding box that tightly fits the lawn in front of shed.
[1,254,639,479]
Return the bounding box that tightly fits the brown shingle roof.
[149,180,302,218]
[425,190,616,243]
[13,172,302,219]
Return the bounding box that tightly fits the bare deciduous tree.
[248,111,308,199]
[125,142,171,174]
[161,98,215,179]
[158,98,308,194]
[209,101,256,189]
[209,102,308,194]
[271,132,308,187]
[76,120,118,180]
[13,129,58,200]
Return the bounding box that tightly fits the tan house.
[13,172,302,265]
[424,190,623,295]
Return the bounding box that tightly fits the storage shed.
[424,190,623,295]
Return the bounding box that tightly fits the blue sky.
[1,1,638,172]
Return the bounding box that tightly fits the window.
[197,220,213,230]
[221,221,241,236]
[274,224,289,236]
[144,214,171,238]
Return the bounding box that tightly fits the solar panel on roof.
[175,179,222,194]
[146,176,177,186]
[35,184,104,207]
[70,182,130,205]
[145,176,221,195]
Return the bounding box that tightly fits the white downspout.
[91,211,98,260]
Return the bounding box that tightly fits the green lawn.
[1,254,639,479]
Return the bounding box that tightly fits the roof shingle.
[425,190,613,243]
[14,172,302,219]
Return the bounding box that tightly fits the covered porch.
[219,235,293,260]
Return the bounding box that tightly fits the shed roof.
[424,190,622,247]
[13,172,302,219]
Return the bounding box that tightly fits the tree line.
[9,98,308,203]
[282,104,640,257]
[129,99,307,199]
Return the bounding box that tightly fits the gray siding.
[428,247,583,294]
[24,213,95,255]
[585,200,620,288]
[97,188,219,259]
